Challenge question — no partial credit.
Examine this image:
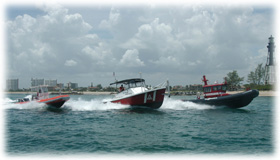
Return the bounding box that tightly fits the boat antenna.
[113,72,118,92]
[224,77,227,85]
[167,80,170,98]
[113,72,117,82]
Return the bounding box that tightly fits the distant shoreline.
[4,90,276,96]
[227,91,276,97]
[4,91,114,95]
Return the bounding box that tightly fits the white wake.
[64,97,129,111]
[161,97,215,110]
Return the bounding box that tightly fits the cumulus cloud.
[6,4,273,87]
[122,18,175,49]
[6,4,109,78]
[99,7,120,29]
[64,59,77,66]
[120,49,145,67]
[121,6,272,76]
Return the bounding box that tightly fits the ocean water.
[4,94,274,156]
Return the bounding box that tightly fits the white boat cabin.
[110,78,149,97]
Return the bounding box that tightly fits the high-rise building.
[31,78,44,87]
[67,82,78,89]
[45,79,57,87]
[6,79,19,91]
[57,83,64,89]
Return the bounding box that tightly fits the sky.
[3,1,276,89]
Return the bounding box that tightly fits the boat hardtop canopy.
[110,78,145,85]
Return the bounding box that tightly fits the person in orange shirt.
[119,85,124,92]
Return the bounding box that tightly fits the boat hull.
[182,89,259,108]
[17,95,70,108]
[110,88,166,109]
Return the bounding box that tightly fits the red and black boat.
[182,75,259,108]
[13,85,70,108]
[103,78,168,109]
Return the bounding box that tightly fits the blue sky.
[4,3,275,88]
[6,6,44,20]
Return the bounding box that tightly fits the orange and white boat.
[13,85,70,108]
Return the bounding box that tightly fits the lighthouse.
[265,35,276,85]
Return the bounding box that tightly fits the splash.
[64,97,129,111]
[3,96,215,111]
[3,100,45,110]
[161,98,215,110]
[3,97,16,103]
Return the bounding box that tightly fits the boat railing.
[153,80,168,89]
[153,80,170,97]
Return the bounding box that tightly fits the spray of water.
[3,98,16,103]
[3,98,45,110]
[3,97,215,111]
[161,97,215,110]
[64,97,129,111]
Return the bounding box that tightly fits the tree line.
[226,63,273,91]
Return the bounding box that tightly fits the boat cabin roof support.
[110,78,145,85]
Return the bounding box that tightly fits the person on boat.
[119,85,124,92]
[32,95,36,100]
[196,92,201,99]
[36,89,42,100]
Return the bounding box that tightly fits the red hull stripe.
[17,95,70,106]
[38,95,70,104]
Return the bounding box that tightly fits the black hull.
[47,101,67,108]
[182,89,259,108]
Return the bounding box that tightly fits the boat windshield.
[222,85,227,91]
[111,78,146,90]
[213,86,218,91]
[204,87,211,93]
[204,85,227,93]
[125,81,145,89]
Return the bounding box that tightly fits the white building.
[45,79,57,87]
[31,78,44,87]
[6,79,19,91]
[67,82,78,89]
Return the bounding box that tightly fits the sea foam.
[3,100,45,110]
[4,96,215,111]
[64,97,129,111]
[161,97,215,110]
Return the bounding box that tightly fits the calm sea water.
[4,94,274,156]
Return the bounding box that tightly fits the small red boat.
[14,85,70,108]
[103,78,168,109]
[182,75,259,108]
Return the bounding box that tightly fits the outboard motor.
[23,98,30,102]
